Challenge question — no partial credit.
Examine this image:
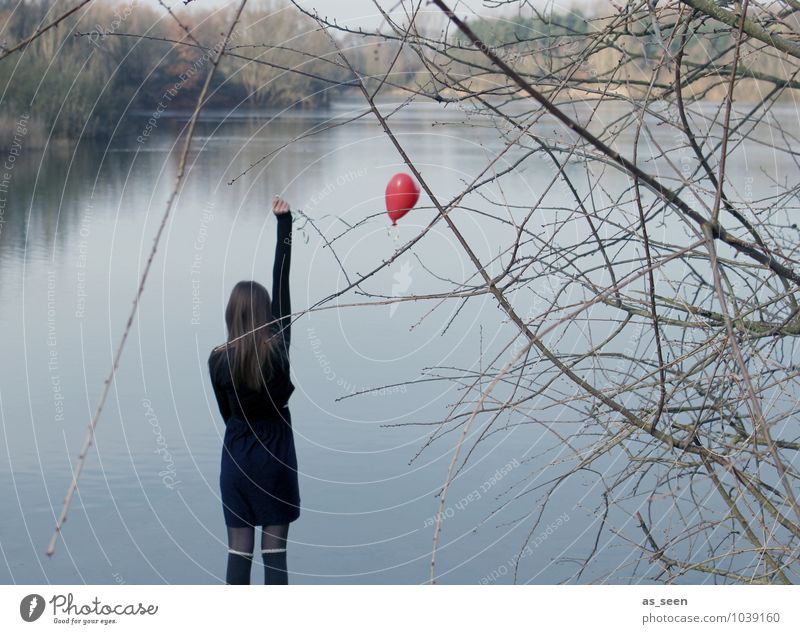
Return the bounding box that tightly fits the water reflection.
[2,100,792,584]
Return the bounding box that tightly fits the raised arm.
[271,197,293,355]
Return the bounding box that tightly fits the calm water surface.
[0,99,793,583]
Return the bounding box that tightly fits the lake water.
[0,98,795,584]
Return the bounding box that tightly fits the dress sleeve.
[271,211,293,356]
[208,353,232,421]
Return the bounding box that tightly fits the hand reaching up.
[272,195,290,215]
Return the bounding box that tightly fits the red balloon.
[385,173,420,226]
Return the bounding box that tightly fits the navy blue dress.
[208,211,300,528]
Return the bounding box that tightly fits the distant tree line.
[2,1,795,145]
[0,0,350,142]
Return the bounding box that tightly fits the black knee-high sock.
[262,549,288,585]
[226,550,253,584]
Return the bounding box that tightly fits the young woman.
[208,195,299,584]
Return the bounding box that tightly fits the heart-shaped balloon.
[385,173,420,226]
